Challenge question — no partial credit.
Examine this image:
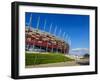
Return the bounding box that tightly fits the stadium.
[25,26,70,54]
[25,13,70,54]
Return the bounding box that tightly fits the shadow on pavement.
[77,62,89,65]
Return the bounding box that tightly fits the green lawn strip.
[25,53,74,66]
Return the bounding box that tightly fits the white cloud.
[71,48,89,51]
[70,48,89,56]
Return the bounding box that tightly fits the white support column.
[65,34,68,42]
[27,14,32,50]
[36,16,40,30]
[29,14,32,29]
[63,32,65,41]
[43,19,46,31]
[43,19,47,52]
[46,23,52,52]
[52,26,57,52]
[49,23,52,33]
[54,25,57,36]
[56,28,61,53]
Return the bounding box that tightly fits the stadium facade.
[25,27,69,54]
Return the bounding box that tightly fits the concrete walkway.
[26,58,89,68]
[25,59,89,68]
[25,61,79,68]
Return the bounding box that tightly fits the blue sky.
[25,12,89,54]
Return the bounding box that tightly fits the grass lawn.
[25,52,74,66]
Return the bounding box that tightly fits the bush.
[83,53,89,58]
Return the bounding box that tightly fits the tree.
[83,53,89,58]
